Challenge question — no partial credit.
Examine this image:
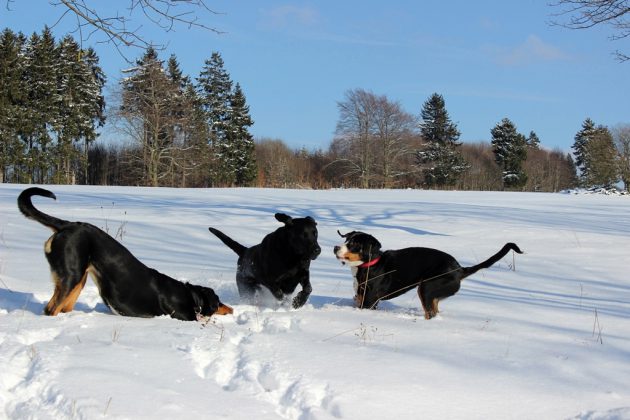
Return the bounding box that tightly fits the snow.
[1,184,629,420]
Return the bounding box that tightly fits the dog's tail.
[461,243,523,279]
[17,187,69,232]
[208,227,246,257]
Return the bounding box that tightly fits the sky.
[1,0,629,152]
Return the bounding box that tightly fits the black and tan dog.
[334,231,522,319]
[209,213,320,308]
[18,187,233,321]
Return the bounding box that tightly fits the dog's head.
[275,213,321,260]
[188,284,234,320]
[334,230,382,267]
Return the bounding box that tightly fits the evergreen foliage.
[417,93,468,187]
[0,27,105,184]
[491,118,528,189]
[197,52,256,186]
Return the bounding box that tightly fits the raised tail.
[208,227,247,257]
[17,187,69,232]
[461,243,523,279]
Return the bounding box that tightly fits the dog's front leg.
[292,271,312,309]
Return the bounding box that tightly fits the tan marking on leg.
[418,288,431,319]
[44,271,64,316]
[60,271,88,313]
[432,298,440,315]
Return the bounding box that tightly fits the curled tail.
[461,243,523,279]
[208,227,246,257]
[17,187,69,232]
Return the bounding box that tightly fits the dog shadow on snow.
[0,287,111,316]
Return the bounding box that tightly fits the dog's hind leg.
[60,270,89,313]
[44,263,89,316]
[418,286,437,320]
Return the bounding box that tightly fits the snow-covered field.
[1,184,629,419]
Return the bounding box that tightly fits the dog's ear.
[275,213,293,225]
[305,216,316,225]
[363,236,382,259]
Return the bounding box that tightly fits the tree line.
[2,27,629,191]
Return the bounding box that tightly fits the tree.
[526,131,541,149]
[572,118,597,185]
[225,83,257,186]
[0,28,26,183]
[550,0,630,61]
[416,93,468,187]
[583,126,618,187]
[5,1,223,60]
[22,27,58,184]
[491,118,528,189]
[119,48,185,186]
[612,124,630,191]
[197,51,233,185]
[332,89,415,188]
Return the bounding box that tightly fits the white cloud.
[493,35,571,66]
[260,5,320,30]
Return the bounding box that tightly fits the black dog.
[334,231,522,319]
[209,213,320,308]
[18,187,233,321]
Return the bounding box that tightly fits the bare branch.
[549,0,630,62]
[34,1,225,61]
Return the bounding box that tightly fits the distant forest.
[2,28,629,191]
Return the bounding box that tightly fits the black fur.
[209,213,321,308]
[18,187,233,321]
[334,231,522,319]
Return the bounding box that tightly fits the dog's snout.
[333,245,340,254]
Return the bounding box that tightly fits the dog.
[334,231,522,319]
[18,187,233,321]
[208,213,321,308]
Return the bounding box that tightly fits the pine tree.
[0,29,26,183]
[491,118,528,189]
[226,83,257,186]
[417,93,468,187]
[527,131,541,149]
[572,118,597,186]
[419,93,461,146]
[197,51,233,184]
[23,27,58,183]
[583,126,618,188]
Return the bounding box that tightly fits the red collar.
[359,257,381,268]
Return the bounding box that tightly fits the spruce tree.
[491,118,528,189]
[527,131,541,149]
[23,27,58,183]
[226,83,257,186]
[583,126,618,188]
[0,29,26,182]
[417,93,468,187]
[197,51,233,184]
[572,118,598,186]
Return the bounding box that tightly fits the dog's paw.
[291,293,308,309]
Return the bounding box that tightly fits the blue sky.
[2,1,628,152]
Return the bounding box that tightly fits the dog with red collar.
[334,230,522,319]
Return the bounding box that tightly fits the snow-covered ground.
[1,184,629,419]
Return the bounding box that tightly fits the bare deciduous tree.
[5,0,222,60]
[550,0,630,61]
[331,89,416,188]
